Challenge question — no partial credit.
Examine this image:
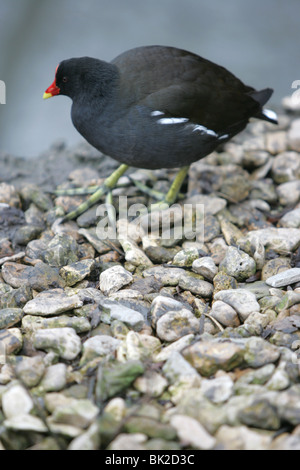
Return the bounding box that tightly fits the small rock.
[214,289,260,321]
[201,375,234,404]
[215,424,272,450]
[272,151,300,184]
[265,131,288,155]
[34,327,82,360]
[210,300,240,327]
[178,273,213,297]
[99,298,145,331]
[156,309,200,342]
[51,398,99,428]
[20,184,53,211]
[0,308,23,329]
[277,180,300,206]
[172,247,199,267]
[275,385,300,425]
[23,290,83,316]
[288,118,300,152]
[2,261,65,291]
[22,314,91,334]
[134,370,168,397]
[108,433,147,451]
[203,214,221,242]
[80,335,121,365]
[266,268,300,287]
[184,194,227,215]
[0,183,21,208]
[183,340,244,376]
[261,257,291,281]
[220,246,256,281]
[150,295,191,327]
[43,233,79,267]
[59,259,95,286]
[237,397,281,430]
[119,238,153,268]
[78,227,113,254]
[213,272,238,294]
[240,228,300,253]
[280,208,300,228]
[192,257,218,281]
[219,174,250,202]
[4,415,47,433]
[15,356,45,388]
[170,414,216,450]
[40,363,67,392]
[155,335,195,362]
[162,351,200,384]
[99,265,133,295]
[2,383,34,418]
[118,331,161,362]
[0,328,23,355]
[244,337,281,368]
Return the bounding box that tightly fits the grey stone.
[214,289,260,321]
[150,295,190,327]
[220,247,256,281]
[23,290,83,316]
[239,228,300,253]
[4,415,48,433]
[272,151,300,183]
[34,327,82,360]
[170,414,216,450]
[59,259,95,286]
[210,300,240,327]
[192,257,218,281]
[288,118,300,152]
[2,383,34,418]
[43,233,79,267]
[100,298,145,331]
[21,314,91,334]
[156,309,200,342]
[277,180,300,206]
[201,375,234,404]
[183,340,244,376]
[0,308,23,329]
[172,247,199,267]
[244,337,281,368]
[266,268,300,287]
[280,208,300,228]
[15,356,45,388]
[40,363,67,392]
[99,265,133,295]
[80,335,121,365]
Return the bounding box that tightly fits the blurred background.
[0,0,299,158]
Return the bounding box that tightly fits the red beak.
[43,66,60,99]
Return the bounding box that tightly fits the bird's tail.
[249,88,278,124]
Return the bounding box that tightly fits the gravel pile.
[1,101,300,450]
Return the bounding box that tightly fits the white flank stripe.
[192,124,218,137]
[151,111,165,117]
[263,109,278,122]
[158,117,189,124]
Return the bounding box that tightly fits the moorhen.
[43,45,277,220]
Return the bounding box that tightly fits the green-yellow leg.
[61,164,129,221]
[151,165,190,210]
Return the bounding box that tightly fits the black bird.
[43,45,277,220]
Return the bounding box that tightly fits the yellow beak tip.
[43,92,52,100]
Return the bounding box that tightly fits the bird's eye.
[62,76,68,83]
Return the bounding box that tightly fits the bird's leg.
[60,164,129,221]
[150,165,190,211]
